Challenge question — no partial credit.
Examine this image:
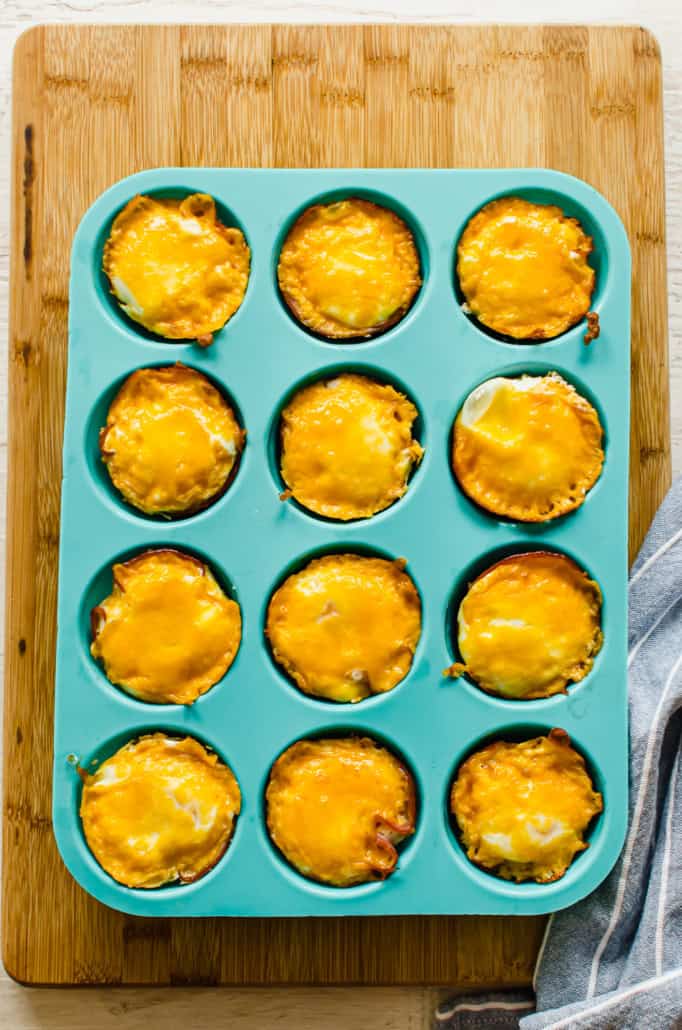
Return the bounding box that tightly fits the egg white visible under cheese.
[80,734,241,888]
[452,373,604,522]
[451,730,602,883]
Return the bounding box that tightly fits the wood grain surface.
[2,23,670,989]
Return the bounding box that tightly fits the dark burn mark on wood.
[91,89,133,108]
[230,75,270,93]
[4,800,52,831]
[23,124,34,276]
[74,963,121,986]
[453,60,498,73]
[272,53,318,71]
[181,56,225,72]
[634,31,661,59]
[635,229,665,246]
[14,340,34,368]
[640,445,668,462]
[409,86,455,102]
[18,638,26,655]
[545,36,587,60]
[498,49,546,61]
[42,293,69,313]
[320,88,365,108]
[365,53,408,67]
[39,523,61,552]
[590,101,636,118]
[44,74,88,92]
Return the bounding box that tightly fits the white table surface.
[0,3,680,1027]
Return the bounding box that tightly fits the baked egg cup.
[266,553,422,703]
[278,372,423,521]
[452,372,604,522]
[446,551,603,700]
[80,733,241,889]
[456,196,596,341]
[103,192,250,344]
[99,364,245,518]
[277,197,421,339]
[91,549,242,705]
[265,736,417,887]
[450,729,603,884]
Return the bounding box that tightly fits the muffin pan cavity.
[84,363,247,524]
[56,168,629,917]
[80,544,243,705]
[261,727,422,895]
[95,186,252,345]
[448,361,608,526]
[453,186,609,346]
[274,187,429,345]
[444,543,604,705]
[267,363,426,524]
[443,725,606,898]
[70,727,244,901]
[263,543,424,708]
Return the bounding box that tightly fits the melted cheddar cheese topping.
[280,373,423,521]
[277,198,421,339]
[103,193,250,342]
[266,737,416,887]
[453,551,602,700]
[457,196,595,340]
[80,734,241,888]
[452,373,604,522]
[451,730,602,883]
[91,549,242,705]
[100,364,244,517]
[266,554,421,703]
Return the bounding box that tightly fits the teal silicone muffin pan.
[55,168,630,917]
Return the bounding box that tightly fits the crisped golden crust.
[457,196,595,340]
[277,198,421,339]
[80,733,241,888]
[452,373,604,522]
[584,311,600,345]
[103,193,250,342]
[100,363,244,517]
[279,373,423,521]
[91,548,242,704]
[266,554,421,703]
[266,736,416,887]
[451,551,603,700]
[451,729,603,883]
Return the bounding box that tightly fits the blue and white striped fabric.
[435,478,682,1030]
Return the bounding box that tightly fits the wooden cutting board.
[3,23,670,987]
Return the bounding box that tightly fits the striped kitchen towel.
[435,477,682,1030]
